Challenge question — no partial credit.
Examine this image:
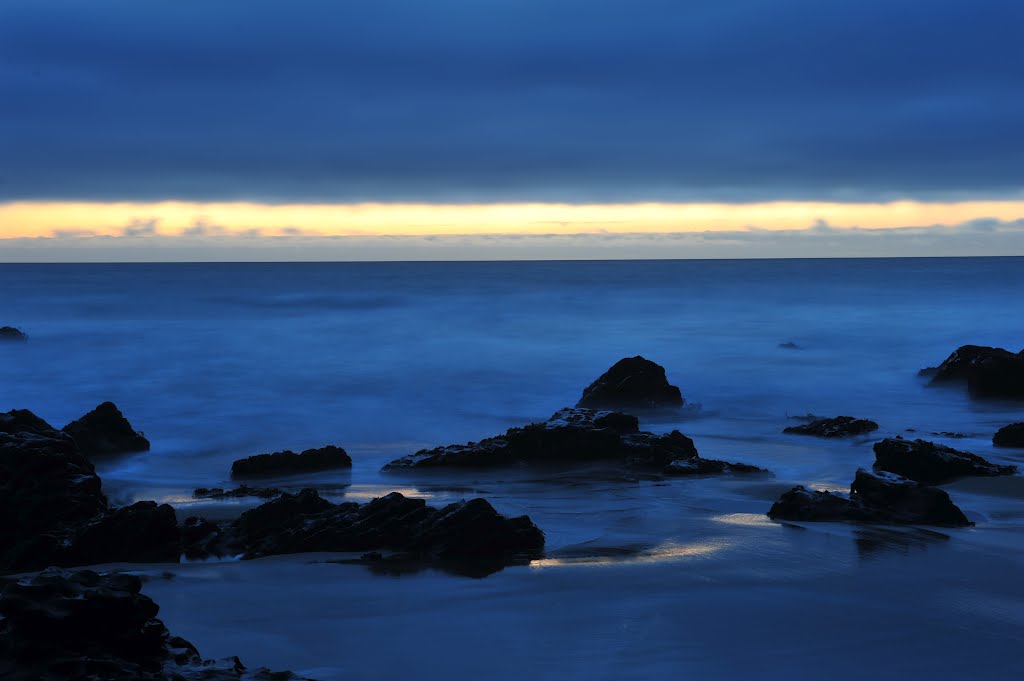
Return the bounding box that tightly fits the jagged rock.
[0,326,27,341]
[183,489,544,564]
[383,407,765,476]
[768,469,971,527]
[193,485,282,499]
[62,401,150,458]
[993,422,1024,448]
[921,344,1024,399]
[0,567,312,680]
[231,445,351,478]
[783,415,879,438]
[577,356,685,411]
[873,437,1017,484]
[1,409,177,573]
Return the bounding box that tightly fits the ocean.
[2,258,1023,680]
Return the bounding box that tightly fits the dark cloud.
[1,1,1023,203]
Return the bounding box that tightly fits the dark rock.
[62,401,150,458]
[993,422,1024,448]
[783,415,879,438]
[1,409,179,573]
[577,356,685,411]
[768,468,971,527]
[184,489,544,565]
[921,344,1024,399]
[778,341,802,350]
[873,437,1017,484]
[0,326,27,341]
[0,566,312,680]
[193,485,282,500]
[180,517,221,561]
[231,445,351,478]
[383,407,765,477]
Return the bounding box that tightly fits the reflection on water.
[854,526,951,559]
[530,538,732,568]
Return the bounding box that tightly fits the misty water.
[2,258,1023,680]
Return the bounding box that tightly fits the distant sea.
[3,258,1023,680]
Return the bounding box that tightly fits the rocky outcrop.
[0,326,27,341]
[783,415,879,438]
[1,409,177,574]
[193,485,282,500]
[768,469,971,527]
[0,567,311,680]
[993,422,1024,448]
[920,344,1024,399]
[873,437,1017,484]
[62,401,150,458]
[576,356,685,411]
[231,445,351,478]
[383,407,765,476]
[182,489,544,564]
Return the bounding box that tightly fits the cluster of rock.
[384,407,765,476]
[921,344,1024,399]
[0,326,28,342]
[783,415,879,438]
[231,445,351,478]
[182,489,544,563]
[0,567,310,680]
[193,485,282,500]
[769,436,1016,526]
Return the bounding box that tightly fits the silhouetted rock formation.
[182,489,544,564]
[62,401,150,458]
[993,422,1024,448]
[577,356,685,411]
[920,344,1024,399]
[0,567,311,680]
[193,485,282,500]
[873,437,1016,484]
[768,469,971,527]
[783,415,879,438]
[778,341,802,350]
[1,409,177,574]
[231,445,351,478]
[0,326,27,342]
[383,407,765,476]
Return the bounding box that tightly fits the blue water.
[3,258,1024,680]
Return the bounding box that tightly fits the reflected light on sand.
[710,513,777,527]
[530,539,731,569]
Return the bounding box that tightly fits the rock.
[62,401,150,458]
[778,341,802,350]
[384,407,765,477]
[231,445,351,478]
[873,437,1017,484]
[768,468,971,527]
[0,326,28,341]
[993,422,1024,448]
[184,489,544,564]
[0,566,311,680]
[921,344,1024,399]
[1,408,178,573]
[577,356,685,411]
[193,485,282,499]
[783,415,879,438]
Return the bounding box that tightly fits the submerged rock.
[0,326,27,341]
[920,344,1024,399]
[577,356,685,411]
[62,401,150,458]
[783,415,879,438]
[0,567,311,680]
[183,488,544,563]
[1,408,177,573]
[193,485,282,499]
[993,422,1024,448]
[383,407,765,476]
[873,437,1017,484]
[231,445,351,478]
[768,469,971,527]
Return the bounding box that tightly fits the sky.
[1,0,1023,260]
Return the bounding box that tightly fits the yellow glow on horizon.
[2,199,1024,239]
